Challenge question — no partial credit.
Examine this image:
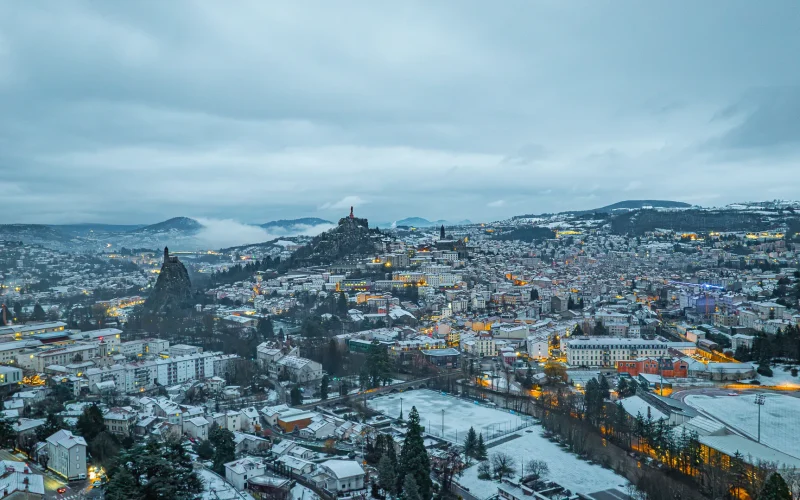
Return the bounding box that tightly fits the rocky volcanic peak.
[280,212,380,269]
[146,247,193,313]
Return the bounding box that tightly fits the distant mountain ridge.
[259,217,332,229]
[388,217,472,228]
[514,199,692,219]
[131,217,203,234]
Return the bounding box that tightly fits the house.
[240,407,260,432]
[246,475,292,500]
[318,460,365,493]
[299,419,336,440]
[225,410,241,432]
[103,408,137,436]
[275,356,324,384]
[233,432,270,454]
[184,416,210,441]
[261,404,290,426]
[286,446,315,460]
[13,418,45,447]
[45,430,87,481]
[275,455,314,476]
[270,440,296,457]
[152,400,182,426]
[0,460,45,499]
[224,457,266,492]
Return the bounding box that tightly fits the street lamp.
[754,394,766,443]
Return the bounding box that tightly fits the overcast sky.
[1,1,799,225]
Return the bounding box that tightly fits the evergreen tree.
[196,439,214,460]
[598,375,610,400]
[0,419,17,448]
[593,321,608,336]
[32,303,46,321]
[572,324,583,336]
[378,454,396,495]
[290,387,303,406]
[401,474,422,500]
[257,317,274,339]
[475,433,488,460]
[760,472,791,500]
[397,407,432,500]
[320,375,329,400]
[338,292,349,316]
[463,427,478,459]
[209,425,236,474]
[524,365,534,389]
[105,468,138,500]
[76,404,105,442]
[105,437,202,500]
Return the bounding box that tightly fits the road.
[0,449,91,500]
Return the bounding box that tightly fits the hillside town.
[0,202,798,500]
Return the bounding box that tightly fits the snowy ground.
[684,393,800,458]
[757,364,800,387]
[457,429,629,499]
[369,390,533,442]
[291,484,319,500]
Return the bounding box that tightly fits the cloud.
[193,218,332,249]
[0,2,798,223]
[624,181,642,192]
[487,200,506,208]
[319,196,368,211]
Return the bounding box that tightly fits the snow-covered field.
[369,390,533,442]
[457,429,629,499]
[685,393,800,458]
[757,365,800,387]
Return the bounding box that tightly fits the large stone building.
[565,337,669,368]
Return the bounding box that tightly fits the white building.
[0,366,22,387]
[184,416,210,441]
[46,429,87,481]
[526,336,549,360]
[565,338,669,368]
[319,460,365,493]
[224,457,266,492]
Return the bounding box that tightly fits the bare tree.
[491,452,517,481]
[525,459,549,479]
[436,446,466,493]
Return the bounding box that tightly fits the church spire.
[440,224,446,240]
[164,246,169,264]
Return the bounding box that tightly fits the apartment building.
[565,337,669,367]
[46,430,87,481]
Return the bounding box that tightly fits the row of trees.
[735,324,800,366]
[536,383,794,499]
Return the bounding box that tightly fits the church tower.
[440,224,446,240]
[164,246,169,264]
